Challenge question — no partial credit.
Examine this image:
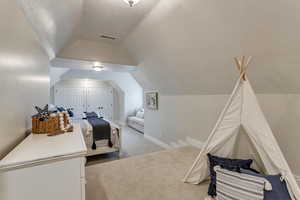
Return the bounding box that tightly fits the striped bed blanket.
[214,166,272,200]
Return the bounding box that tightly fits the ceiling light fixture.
[93,65,104,72]
[123,0,141,7]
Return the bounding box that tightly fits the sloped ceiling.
[50,57,137,72]
[20,0,300,94]
[18,0,83,58]
[58,39,137,65]
[124,0,300,94]
[78,0,160,42]
[56,0,159,65]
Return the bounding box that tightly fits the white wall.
[55,79,110,88]
[59,70,143,123]
[50,67,70,87]
[144,94,227,144]
[113,87,125,123]
[0,0,49,158]
[109,81,125,123]
[144,93,300,175]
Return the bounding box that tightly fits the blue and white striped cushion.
[215,166,268,200]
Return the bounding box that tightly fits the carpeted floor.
[86,146,209,200]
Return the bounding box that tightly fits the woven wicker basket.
[32,115,62,136]
[32,112,74,136]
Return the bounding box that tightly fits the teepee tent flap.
[183,57,300,200]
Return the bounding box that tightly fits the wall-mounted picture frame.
[145,92,158,110]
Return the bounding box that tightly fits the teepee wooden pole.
[234,57,242,72]
[234,56,252,81]
[242,56,246,81]
[245,56,252,69]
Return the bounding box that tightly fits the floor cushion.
[215,166,267,200]
[240,169,292,200]
[207,153,253,197]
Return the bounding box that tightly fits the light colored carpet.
[86,146,209,200]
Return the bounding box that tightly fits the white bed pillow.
[96,111,103,118]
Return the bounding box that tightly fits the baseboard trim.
[170,140,188,148]
[144,134,171,150]
[186,137,204,149]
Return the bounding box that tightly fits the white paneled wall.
[54,80,114,120]
[59,70,143,123]
[86,87,113,120]
[55,88,86,119]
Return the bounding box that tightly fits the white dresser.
[0,124,87,200]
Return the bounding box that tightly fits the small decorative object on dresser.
[32,104,73,136]
[145,91,158,110]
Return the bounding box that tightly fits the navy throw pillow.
[240,169,292,200]
[67,109,74,117]
[207,153,253,197]
[56,106,66,112]
[85,112,98,119]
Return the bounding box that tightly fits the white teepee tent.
[183,56,300,200]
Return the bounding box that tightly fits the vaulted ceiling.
[19,0,159,55]
[78,0,160,43]
[19,0,300,94]
[19,0,83,58]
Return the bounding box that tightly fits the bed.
[81,112,121,157]
[86,146,209,200]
